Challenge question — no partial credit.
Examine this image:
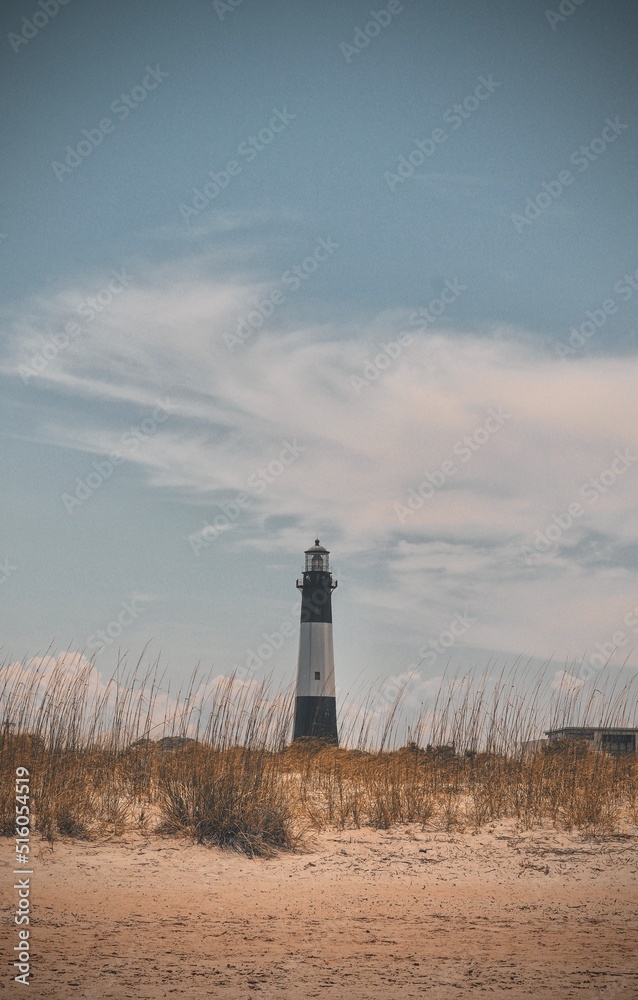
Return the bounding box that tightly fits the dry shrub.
[157,745,298,856]
[1,654,637,846]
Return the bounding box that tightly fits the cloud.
[2,255,638,665]
[1,653,110,726]
[0,651,291,743]
[149,207,305,243]
[550,669,585,694]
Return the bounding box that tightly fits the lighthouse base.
[293,696,338,745]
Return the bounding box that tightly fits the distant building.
[544,726,638,754]
[521,738,549,754]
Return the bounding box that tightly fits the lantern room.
[304,539,330,573]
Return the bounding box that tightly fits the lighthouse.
[293,540,339,745]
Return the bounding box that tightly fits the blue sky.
[1,0,638,717]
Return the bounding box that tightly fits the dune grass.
[1,652,637,853]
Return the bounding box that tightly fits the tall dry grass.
[1,653,637,853]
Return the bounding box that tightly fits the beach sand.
[2,824,637,998]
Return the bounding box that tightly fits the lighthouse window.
[304,549,330,572]
[314,671,321,680]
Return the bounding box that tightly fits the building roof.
[545,726,638,736]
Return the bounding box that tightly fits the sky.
[1,0,638,721]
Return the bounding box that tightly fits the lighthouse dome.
[305,539,329,553]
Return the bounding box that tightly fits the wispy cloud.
[149,206,305,243]
[2,255,638,664]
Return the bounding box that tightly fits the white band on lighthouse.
[295,622,336,698]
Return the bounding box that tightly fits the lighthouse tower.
[293,540,339,744]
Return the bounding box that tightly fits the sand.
[2,824,637,998]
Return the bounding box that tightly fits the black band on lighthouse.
[299,571,334,624]
[293,696,338,744]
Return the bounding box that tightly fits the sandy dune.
[2,825,637,998]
